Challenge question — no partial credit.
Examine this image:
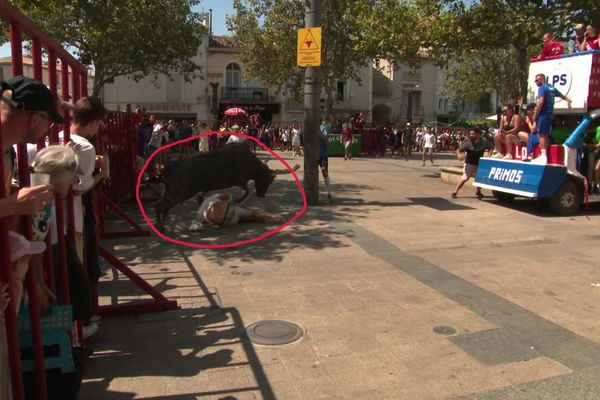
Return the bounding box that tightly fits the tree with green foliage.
[8,0,206,96]
[420,1,589,101]
[228,0,381,117]
[443,48,522,117]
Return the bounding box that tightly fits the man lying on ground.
[189,184,284,232]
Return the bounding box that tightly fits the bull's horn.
[273,164,301,175]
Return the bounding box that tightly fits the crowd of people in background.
[133,106,497,169]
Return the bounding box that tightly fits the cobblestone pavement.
[80,151,600,400]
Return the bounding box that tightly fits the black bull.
[155,143,298,230]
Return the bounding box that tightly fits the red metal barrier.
[93,107,176,317]
[0,4,177,399]
[0,2,87,399]
[360,128,378,155]
[95,107,151,237]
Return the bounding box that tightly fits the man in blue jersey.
[532,73,571,164]
[319,119,333,202]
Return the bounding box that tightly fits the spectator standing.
[391,126,401,158]
[178,120,193,159]
[452,129,493,199]
[422,129,436,166]
[569,24,586,53]
[402,123,413,160]
[291,124,302,157]
[60,96,107,337]
[0,76,59,399]
[577,23,600,51]
[415,127,424,152]
[147,118,167,178]
[282,125,291,151]
[341,118,354,160]
[197,121,210,153]
[0,77,56,217]
[319,120,333,202]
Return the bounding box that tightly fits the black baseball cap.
[1,76,64,123]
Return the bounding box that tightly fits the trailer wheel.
[492,190,515,202]
[549,180,583,216]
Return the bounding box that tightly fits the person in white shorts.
[422,129,436,166]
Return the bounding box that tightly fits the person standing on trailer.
[531,74,571,165]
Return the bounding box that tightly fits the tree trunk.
[92,74,103,98]
[92,65,107,98]
[514,47,530,105]
[322,79,334,120]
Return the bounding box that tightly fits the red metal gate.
[0,3,176,399]
[0,2,88,399]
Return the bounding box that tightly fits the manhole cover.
[244,320,304,346]
[433,326,457,336]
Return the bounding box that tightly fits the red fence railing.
[0,2,89,399]
[0,4,179,398]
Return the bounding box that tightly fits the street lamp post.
[303,0,321,205]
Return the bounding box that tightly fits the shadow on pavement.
[484,197,600,218]
[82,306,275,400]
[84,248,278,400]
[107,180,377,266]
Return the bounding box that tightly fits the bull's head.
[255,162,301,197]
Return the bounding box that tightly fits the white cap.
[9,231,46,263]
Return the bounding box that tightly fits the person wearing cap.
[0,76,60,219]
[1,231,46,400]
[189,185,284,231]
[7,231,47,313]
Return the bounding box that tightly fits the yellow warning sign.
[297,27,322,67]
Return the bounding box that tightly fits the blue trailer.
[474,110,600,215]
[474,51,600,215]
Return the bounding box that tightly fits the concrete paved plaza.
[80,151,600,399]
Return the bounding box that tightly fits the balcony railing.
[399,103,425,117]
[373,88,392,98]
[221,86,269,101]
[402,71,422,81]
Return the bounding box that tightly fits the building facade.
[99,18,493,125]
[0,56,94,97]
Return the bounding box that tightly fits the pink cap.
[9,231,46,263]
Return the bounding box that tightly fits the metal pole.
[303,0,321,205]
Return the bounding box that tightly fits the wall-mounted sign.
[136,103,193,112]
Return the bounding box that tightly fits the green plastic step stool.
[18,305,75,374]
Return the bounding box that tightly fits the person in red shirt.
[539,33,563,59]
[577,23,600,51]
